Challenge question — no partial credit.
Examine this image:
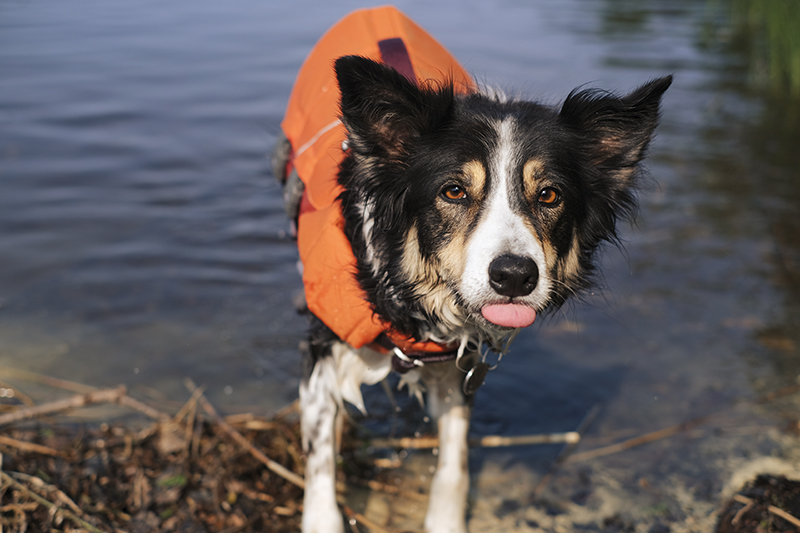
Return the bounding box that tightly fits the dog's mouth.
[481,303,537,329]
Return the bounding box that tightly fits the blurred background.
[1,0,798,530]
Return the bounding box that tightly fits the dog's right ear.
[335,55,454,159]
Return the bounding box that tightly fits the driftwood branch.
[0,386,127,427]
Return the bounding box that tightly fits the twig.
[173,385,206,424]
[565,413,712,464]
[8,471,83,515]
[117,394,172,421]
[0,386,127,427]
[768,504,800,528]
[0,378,36,407]
[225,413,277,431]
[0,434,65,457]
[183,379,306,489]
[369,431,580,450]
[0,366,97,394]
[350,478,427,502]
[183,381,395,533]
[0,470,111,533]
[273,399,299,419]
[733,494,800,528]
[368,435,440,449]
[732,494,755,525]
[340,503,396,533]
[533,404,602,497]
[0,502,38,512]
[182,394,198,458]
[475,432,581,447]
[0,365,170,422]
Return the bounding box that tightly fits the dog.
[272,7,670,532]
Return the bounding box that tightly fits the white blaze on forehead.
[460,118,551,308]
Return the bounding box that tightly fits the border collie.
[272,7,670,532]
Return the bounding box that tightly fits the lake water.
[2,0,799,530]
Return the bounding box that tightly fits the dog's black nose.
[488,254,539,297]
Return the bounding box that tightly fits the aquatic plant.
[728,0,800,97]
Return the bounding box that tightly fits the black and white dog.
[274,9,670,532]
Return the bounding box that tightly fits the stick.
[117,394,172,421]
[0,471,110,533]
[732,494,754,526]
[183,379,306,489]
[0,435,64,457]
[350,478,427,502]
[533,404,601,497]
[0,378,36,407]
[768,504,800,528]
[475,432,581,447]
[0,367,97,394]
[183,381,394,533]
[733,494,800,528]
[0,386,127,427]
[565,414,712,464]
[340,503,397,533]
[8,471,83,515]
[173,385,206,424]
[369,431,580,450]
[0,365,169,421]
[273,399,300,419]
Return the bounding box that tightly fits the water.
[2,0,799,529]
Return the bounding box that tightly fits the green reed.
[729,0,800,97]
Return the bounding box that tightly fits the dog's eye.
[441,185,467,201]
[538,187,561,206]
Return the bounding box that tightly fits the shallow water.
[2,0,799,529]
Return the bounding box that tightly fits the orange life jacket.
[280,6,474,352]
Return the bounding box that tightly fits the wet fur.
[297,56,670,532]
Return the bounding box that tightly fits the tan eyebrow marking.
[462,160,486,194]
[523,158,546,202]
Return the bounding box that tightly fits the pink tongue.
[481,304,537,328]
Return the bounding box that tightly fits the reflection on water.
[699,0,800,383]
[1,0,799,530]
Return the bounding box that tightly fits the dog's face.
[335,56,670,343]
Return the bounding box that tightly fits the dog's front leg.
[423,362,471,533]
[300,354,344,533]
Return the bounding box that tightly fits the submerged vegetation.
[724,0,800,98]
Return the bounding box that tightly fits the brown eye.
[442,185,467,201]
[538,187,561,206]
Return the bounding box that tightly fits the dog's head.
[335,56,670,344]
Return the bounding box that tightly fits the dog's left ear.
[335,55,454,159]
[559,75,672,184]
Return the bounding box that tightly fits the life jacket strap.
[378,38,418,86]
